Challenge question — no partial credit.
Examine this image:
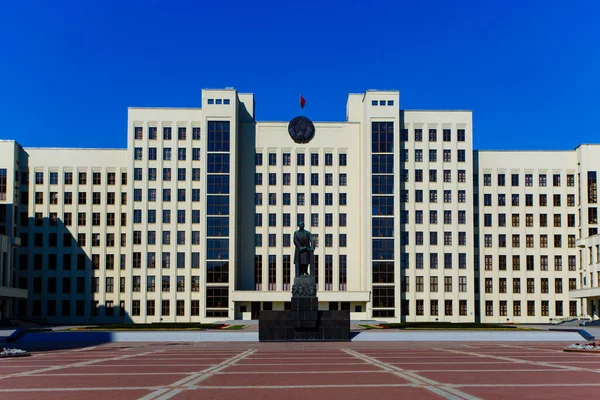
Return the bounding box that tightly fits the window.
[485,301,493,316]
[178,127,187,140]
[589,172,597,203]
[554,194,561,207]
[444,276,452,292]
[458,276,467,292]
[429,128,437,142]
[445,300,453,316]
[441,128,451,142]
[427,169,438,184]
[553,174,561,187]
[497,173,505,186]
[429,149,437,162]
[192,148,201,160]
[511,173,519,186]
[311,153,319,166]
[484,174,491,186]
[372,122,394,153]
[513,278,521,294]
[191,126,201,140]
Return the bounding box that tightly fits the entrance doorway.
[251,302,261,320]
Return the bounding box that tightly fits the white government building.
[1,88,599,324]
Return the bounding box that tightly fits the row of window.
[484,300,577,317]
[483,173,575,187]
[395,169,468,183]
[371,292,470,318]
[29,298,226,319]
[255,213,347,227]
[31,192,127,207]
[254,254,348,290]
[411,231,469,246]
[256,192,348,207]
[256,172,348,186]
[483,277,574,294]
[133,147,201,162]
[134,126,201,141]
[388,209,468,225]
[482,234,578,249]
[134,188,203,202]
[133,167,202,181]
[33,171,127,186]
[256,153,347,167]
[401,149,467,163]
[482,254,577,271]
[21,253,125,271]
[30,272,225,295]
[134,209,201,224]
[483,213,577,227]
[399,299,577,318]
[207,98,230,105]
[371,99,394,106]
[483,193,576,207]
[255,233,346,248]
[396,127,467,143]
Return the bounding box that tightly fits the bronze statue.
[293,221,315,276]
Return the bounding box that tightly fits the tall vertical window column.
[371,121,395,318]
[205,121,230,318]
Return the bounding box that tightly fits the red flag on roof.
[300,94,306,109]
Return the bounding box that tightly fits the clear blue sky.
[1,0,598,150]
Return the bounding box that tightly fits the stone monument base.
[258,276,350,342]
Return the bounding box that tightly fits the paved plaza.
[1,339,599,400]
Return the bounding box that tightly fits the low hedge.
[76,323,226,330]
[379,322,517,329]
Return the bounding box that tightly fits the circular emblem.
[288,116,315,144]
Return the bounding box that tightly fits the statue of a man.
[293,221,315,276]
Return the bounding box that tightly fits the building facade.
[0,88,599,323]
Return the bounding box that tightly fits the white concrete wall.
[477,151,579,323]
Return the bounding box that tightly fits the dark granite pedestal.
[259,275,350,342]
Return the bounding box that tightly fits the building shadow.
[16,214,132,327]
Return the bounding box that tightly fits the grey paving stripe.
[140,348,257,400]
[437,348,600,373]
[345,348,482,400]
[0,349,166,380]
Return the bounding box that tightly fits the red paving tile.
[419,370,600,385]
[376,356,486,363]
[4,341,599,400]
[0,367,51,375]
[92,359,219,366]
[0,389,153,400]
[553,362,600,368]
[200,372,409,386]
[37,365,208,374]
[236,358,360,365]
[171,387,440,400]
[394,362,560,371]
[461,385,600,400]
[0,374,185,389]
[223,363,381,373]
